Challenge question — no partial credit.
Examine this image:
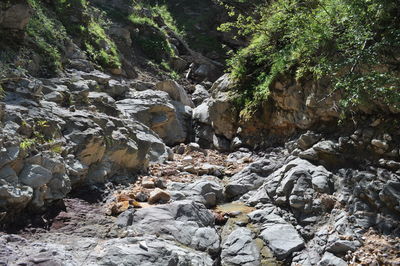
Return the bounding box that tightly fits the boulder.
[221,227,260,266]
[117,90,191,145]
[318,252,347,266]
[148,188,170,204]
[225,158,285,199]
[125,200,220,253]
[379,181,400,212]
[192,84,210,106]
[19,165,52,188]
[193,91,237,140]
[259,214,305,260]
[105,79,130,98]
[0,182,33,211]
[155,80,194,107]
[297,131,322,150]
[168,178,224,207]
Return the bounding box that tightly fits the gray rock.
[155,80,194,108]
[19,164,53,188]
[379,181,400,211]
[81,70,111,85]
[259,214,305,259]
[225,158,284,199]
[326,239,359,254]
[116,209,134,228]
[221,227,260,266]
[88,236,214,266]
[126,200,219,253]
[117,90,191,145]
[210,74,234,92]
[318,252,347,266]
[106,79,129,98]
[44,91,64,103]
[0,182,33,210]
[168,178,224,207]
[0,146,19,168]
[198,92,237,140]
[192,84,210,106]
[0,166,18,184]
[297,131,322,150]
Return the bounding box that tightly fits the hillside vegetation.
[219,0,400,117]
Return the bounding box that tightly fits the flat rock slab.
[221,227,261,266]
[260,222,305,260]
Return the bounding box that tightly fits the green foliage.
[54,0,121,69]
[128,4,176,63]
[26,0,68,75]
[140,0,225,54]
[50,145,63,154]
[136,29,175,63]
[220,0,400,115]
[19,120,53,151]
[20,138,36,150]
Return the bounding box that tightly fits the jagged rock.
[89,236,214,265]
[81,70,111,85]
[259,214,305,260]
[0,166,18,184]
[155,80,194,108]
[44,91,64,103]
[106,79,130,98]
[116,209,134,228]
[221,227,261,266]
[192,84,210,106]
[326,238,360,254]
[297,131,322,150]
[299,140,343,167]
[117,90,191,145]
[168,178,224,207]
[379,181,400,212]
[225,157,285,199]
[0,81,170,219]
[0,182,33,211]
[0,146,19,169]
[193,91,237,141]
[2,234,213,266]
[210,74,234,92]
[124,200,220,253]
[19,165,52,188]
[318,252,347,266]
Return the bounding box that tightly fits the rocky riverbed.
[2,141,400,265]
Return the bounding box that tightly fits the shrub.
[219,0,400,115]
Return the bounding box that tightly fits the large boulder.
[155,80,194,108]
[117,90,191,145]
[1,234,214,266]
[225,156,285,199]
[258,214,305,260]
[193,91,237,144]
[121,200,220,254]
[168,177,224,207]
[221,227,261,266]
